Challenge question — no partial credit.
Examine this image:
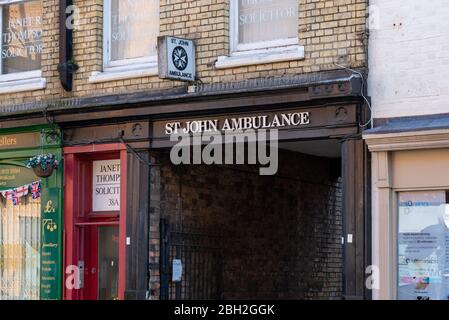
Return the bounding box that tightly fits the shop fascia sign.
[158,36,196,82]
[164,112,310,135]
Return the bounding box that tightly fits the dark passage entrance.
[158,140,343,300]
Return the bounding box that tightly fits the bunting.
[0,181,41,206]
[30,181,41,199]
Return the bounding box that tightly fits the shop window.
[398,191,449,300]
[93,0,159,82]
[216,0,303,69]
[0,0,45,93]
[0,194,41,300]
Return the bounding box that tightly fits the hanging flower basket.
[26,154,59,178]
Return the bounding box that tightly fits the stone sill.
[0,77,46,95]
[89,64,159,83]
[215,45,305,69]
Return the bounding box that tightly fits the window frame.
[0,0,43,84]
[102,0,158,71]
[229,0,299,54]
[63,144,128,301]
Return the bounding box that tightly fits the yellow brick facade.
[0,0,368,107]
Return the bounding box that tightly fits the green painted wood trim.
[0,125,63,300]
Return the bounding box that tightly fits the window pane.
[238,0,298,45]
[398,191,449,300]
[97,226,119,300]
[1,1,42,74]
[110,0,159,62]
[0,194,41,300]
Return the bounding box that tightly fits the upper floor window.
[231,0,298,53]
[103,0,159,70]
[0,0,42,77]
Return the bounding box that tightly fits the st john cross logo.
[172,46,188,71]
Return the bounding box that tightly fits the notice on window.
[238,0,298,44]
[92,160,121,212]
[398,191,449,300]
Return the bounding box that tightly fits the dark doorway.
[159,139,343,300]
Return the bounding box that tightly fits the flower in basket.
[26,154,59,177]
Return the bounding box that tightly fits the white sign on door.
[92,159,121,212]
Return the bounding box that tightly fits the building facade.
[365,0,449,300]
[0,0,371,300]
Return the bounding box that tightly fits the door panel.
[79,225,119,300]
[98,226,119,300]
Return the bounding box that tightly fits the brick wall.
[0,0,368,107]
[149,149,343,300]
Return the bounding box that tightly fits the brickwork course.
[0,0,368,107]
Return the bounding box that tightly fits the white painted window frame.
[92,0,158,83]
[229,0,299,54]
[0,0,46,93]
[216,0,303,69]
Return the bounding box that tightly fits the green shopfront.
[0,126,63,300]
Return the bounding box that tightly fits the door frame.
[63,143,127,300]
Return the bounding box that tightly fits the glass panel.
[0,194,41,300]
[1,0,42,74]
[238,0,298,45]
[110,0,159,61]
[97,226,119,300]
[92,159,120,214]
[398,191,449,300]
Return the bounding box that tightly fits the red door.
[80,225,119,300]
[63,144,127,300]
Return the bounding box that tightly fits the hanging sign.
[158,36,196,82]
[0,164,37,189]
[92,159,121,212]
[40,187,62,300]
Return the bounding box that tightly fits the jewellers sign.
[158,36,196,82]
[92,159,121,212]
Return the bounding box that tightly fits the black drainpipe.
[58,0,78,91]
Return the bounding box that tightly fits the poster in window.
[398,191,449,300]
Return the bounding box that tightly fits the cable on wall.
[334,63,373,129]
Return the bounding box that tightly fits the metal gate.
[160,218,223,300]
